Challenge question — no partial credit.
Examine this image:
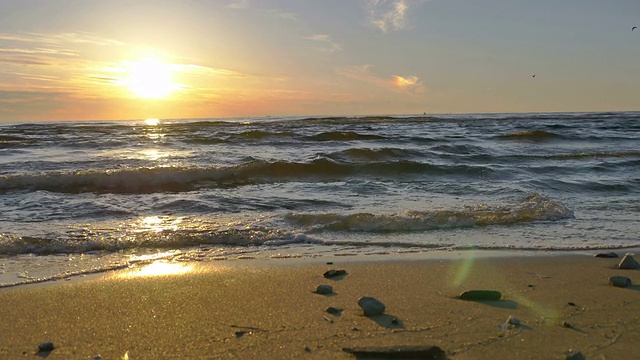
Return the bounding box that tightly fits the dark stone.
[458,290,502,301]
[594,252,618,258]
[314,284,333,294]
[37,342,55,352]
[609,276,632,288]
[618,254,639,269]
[343,345,447,359]
[358,296,386,316]
[566,350,586,360]
[326,306,342,315]
[568,302,576,306]
[323,269,347,278]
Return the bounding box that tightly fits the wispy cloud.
[0,32,123,47]
[391,75,425,94]
[305,34,343,54]
[367,0,425,33]
[226,1,297,21]
[226,0,250,9]
[336,64,425,94]
[172,64,246,78]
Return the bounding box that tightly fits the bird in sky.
[532,74,536,78]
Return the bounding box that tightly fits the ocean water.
[1,112,639,286]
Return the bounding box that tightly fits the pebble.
[314,284,333,294]
[37,342,55,352]
[594,252,618,258]
[609,275,632,288]
[358,296,386,316]
[618,254,639,269]
[326,306,342,315]
[566,350,586,360]
[458,290,502,301]
[323,269,347,278]
[343,345,446,359]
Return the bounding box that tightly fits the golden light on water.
[136,216,182,232]
[144,118,160,126]
[120,260,194,278]
[139,149,170,161]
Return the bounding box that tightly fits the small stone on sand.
[458,290,502,301]
[358,296,386,316]
[314,284,333,294]
[37,342,55,352]
[326,306,342,315]
[323,269,347,278]
[618,254,639,269]
[566,350,586,360]
[343,345,446,359]
[594,252,618,258]
[609,275,632,288]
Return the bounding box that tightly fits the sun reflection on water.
[144,118,160,126]
[139,149,169,160]
[135,216,182,233]
[120,260,194,278]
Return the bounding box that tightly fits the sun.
[125,58,176,99]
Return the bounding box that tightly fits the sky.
[0,0,638,122]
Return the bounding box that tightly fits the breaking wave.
[286,193,574,232]
[0,159,497,194]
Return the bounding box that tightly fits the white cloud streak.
[367,0,425,33]
[305,34,343,53]
[336,64,425,94]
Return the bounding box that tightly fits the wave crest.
[286,193,573,232]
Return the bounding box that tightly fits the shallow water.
[1,112,639,286]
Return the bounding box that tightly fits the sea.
[1,112,639,286]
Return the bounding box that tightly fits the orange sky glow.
[0,1,638,122]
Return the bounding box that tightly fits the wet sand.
[0,252,639,359]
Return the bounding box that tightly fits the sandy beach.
[1,252,639,359]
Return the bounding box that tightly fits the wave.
[304,131,387,141]
[529,151,640,160]
[286,193,573,232]
[0,194,573,255]
[0,228,301,255]
[0,159,498,194]
[496,130,564,141]
[325,147,423,161]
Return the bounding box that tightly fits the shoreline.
[1,251,639,359]
[2,246,640,290]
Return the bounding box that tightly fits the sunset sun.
[126,58,176,99]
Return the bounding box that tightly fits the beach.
[1,251,639,359]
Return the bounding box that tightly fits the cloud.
[226,0,250,9]
[173,64,246,78]
[392,75,425,94]
[226,1,297,21]
[367,0,425,32]
[305,34,343,54]
[266,9,298,21]
[337,65,425,94]
[0,32,123,47]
